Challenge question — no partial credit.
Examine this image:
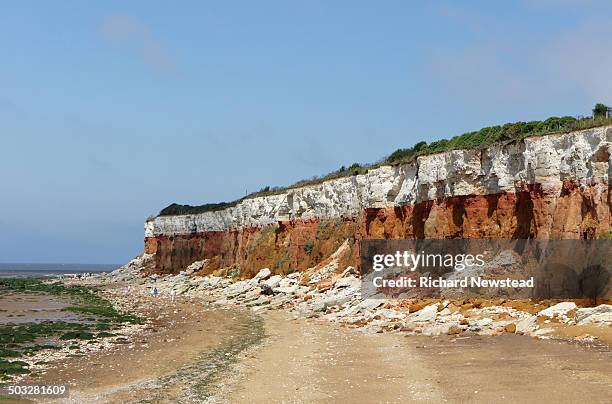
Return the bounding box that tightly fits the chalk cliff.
[144,126,612,276]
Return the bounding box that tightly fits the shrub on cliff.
[159,202,237,216]
[303,240,315,254]
[157,108,612,217]
[593,103,610,118]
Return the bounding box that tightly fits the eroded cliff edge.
[144,126,612,276]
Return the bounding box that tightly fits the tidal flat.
[0,278,142,381]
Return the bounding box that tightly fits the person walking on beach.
[171,289,176,302]
[152,286,158,298]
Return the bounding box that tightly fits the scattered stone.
[262,275,282,289]
[408,304,439,322]
[334,275,361,289]
[260,284,274,296]
[575,305,612,325]
[516,315,538,334]
[447,325,461,335]
[537,302,577,318]
[253,268,272,282]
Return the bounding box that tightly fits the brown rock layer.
[145,183,611,276]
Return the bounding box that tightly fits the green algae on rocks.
[0,278,143,379]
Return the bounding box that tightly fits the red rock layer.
[145,183,611,276]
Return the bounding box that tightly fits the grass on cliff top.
[158,112,612,217]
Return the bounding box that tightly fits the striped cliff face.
[144,126,612,276]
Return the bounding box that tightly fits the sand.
[11,288,610,403]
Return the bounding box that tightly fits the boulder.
[262,275,282,289]
[185,259,208,274]
[516,315,538,333]
[321,294,353,310]
[253,268,272,282]
[273,285,299,295]
[408,304,439,322]
[245,296,270,307]
[278,278,297,288]
[355,298,385,313]
[339,266,357,278]
[537,302,577,318]
[260,284,275,296]
[373,308,406,321]
[575,304,612,325]
[334,275,361,289]
[224,280,256,298]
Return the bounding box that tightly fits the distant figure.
[124,285,131,295]
[171,289,176,302]
[152,286,158,298]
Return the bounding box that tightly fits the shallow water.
[0,292,83,324]
[0,263,117,279]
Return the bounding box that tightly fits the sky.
[1,0,611,264]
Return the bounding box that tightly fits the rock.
[260,284,274,296]
[474,318,494,328]
[504,323,517,333]
[339,266,357,278]
[575,305,612,325]
[373,309,406,321]
[243,287,262,300]
[355,297,386,313]
[438,308,451,316]
[273,285,299,295]
[254,268,271,281]
[408,304,439,322]
[516,315,538,333]
[537,302,577,318]
[224,280,256,298]
[316,280,333,291]
[447,325,462,335]
[316,293,354,311]
[334,276,360,289]
[287,272,301,279]
[245,296,270,307]
[262,275,282,288]
[173,283,192,295]
[278,278,297,288]
[185,259,208,274]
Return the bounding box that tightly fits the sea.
[0,263,118,278]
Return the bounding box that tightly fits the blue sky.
[1,1,611,264]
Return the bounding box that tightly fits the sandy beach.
[6,277,606,404]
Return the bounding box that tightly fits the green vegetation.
[0,278,143,379]
[272,257,288,271]
[156,106,612,217]
[593,103,610,118]
[159,201,238,216]
[0,278,142,324]
[0,360,30,376]
[303,240,315,254]
[599,231,612,240]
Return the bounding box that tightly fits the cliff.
[144,126,612,276]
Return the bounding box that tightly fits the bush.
[593,103,609,118]
[156,108,612,218]
[303,240,315,254]
[159,202,237,216]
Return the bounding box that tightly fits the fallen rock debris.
[88,254,612,340]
